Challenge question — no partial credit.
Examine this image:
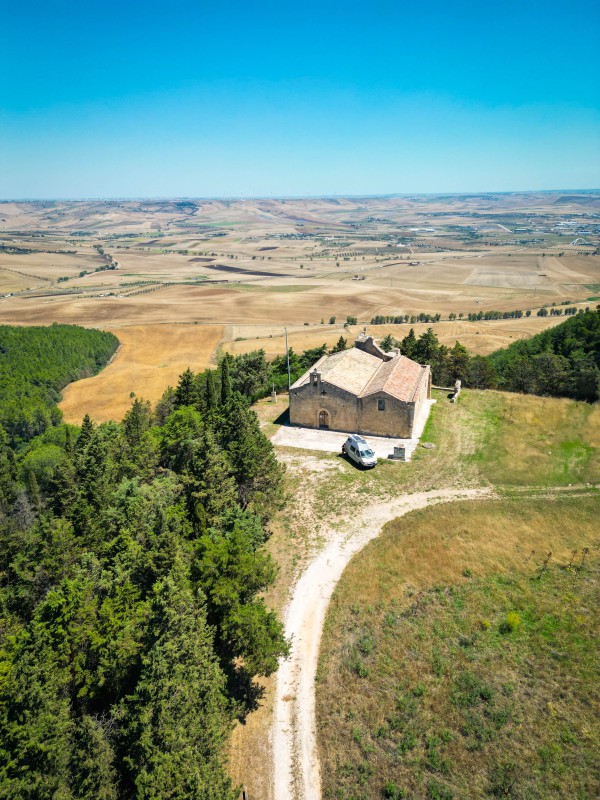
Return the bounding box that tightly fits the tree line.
[370,304,586,325]
[378,309,599,401]
[0,331,287,798]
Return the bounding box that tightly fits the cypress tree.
[205,370,218,410]
[400,328,417,358]
[64,426,73,457]
[25,470,41,512]
[330,336,347,354]
[122,398,157,477]
[0,424,17,513]
[220,357,232,404]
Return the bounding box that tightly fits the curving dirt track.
[271,486,493,800]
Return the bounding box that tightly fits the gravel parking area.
[271,399,435,461]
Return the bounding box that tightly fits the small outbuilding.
[289,334,431,439]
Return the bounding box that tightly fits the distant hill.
[488,309,599,402]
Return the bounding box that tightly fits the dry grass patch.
[59,323,223,423]
[317,495,600,800]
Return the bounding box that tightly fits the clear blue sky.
[1,0,599,198]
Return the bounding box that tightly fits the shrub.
[487,760,518,796]
[397,731,417,753]
[432,647,445,676]
[427,779,454,800]
[349,656,370,678]
[452,671,494,707]
[358,635,374,656]
[383,782,406,799]
[500,612,521,634]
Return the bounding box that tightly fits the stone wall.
[357,393,414,438]
[289,378,359,432]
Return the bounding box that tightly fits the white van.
[342,434,377,468]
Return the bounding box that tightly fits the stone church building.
[289,334,431,439]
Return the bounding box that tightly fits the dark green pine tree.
[186,429,238,532]
[123,572,237,800]
[380,334,396,352]
[222,397,284,521]
[48,453,78,518]
[123,398,152,446]
[122,398,158,477]
[75,414,95,454]
[77,427,108,508]
[69,715,118,800]
[448,341,471,383]
[400,328,417,358]
[413,328,440,363]
[0,630,74,798]
[195,518,287,677]
[64,425,74,457]
[468,355,498,389]
[25,469,41,512]
[174,368,197,408]
[0,424,17,515]
[329,336,347,354]
[0,577,123,799]
[158,406,204,473]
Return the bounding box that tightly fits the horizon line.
[1,188,600,203]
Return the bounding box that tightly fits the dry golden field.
[224,315,566,358]
[59,324,223,423]
[2,194,599,422]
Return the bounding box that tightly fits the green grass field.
[316,496,600,800]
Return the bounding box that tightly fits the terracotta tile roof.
[319,348,382,395]
[362,355,428,402]
[291,346,429,403]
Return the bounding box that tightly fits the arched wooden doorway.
[318,409,330,429]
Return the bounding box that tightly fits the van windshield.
[360,449,374,457]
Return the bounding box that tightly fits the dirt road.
[271,486,493,800]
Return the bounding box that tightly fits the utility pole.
[285,326,291,391]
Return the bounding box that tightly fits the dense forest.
[0,329,287,798]
[0,324,119,446]
[487,308,600,401]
